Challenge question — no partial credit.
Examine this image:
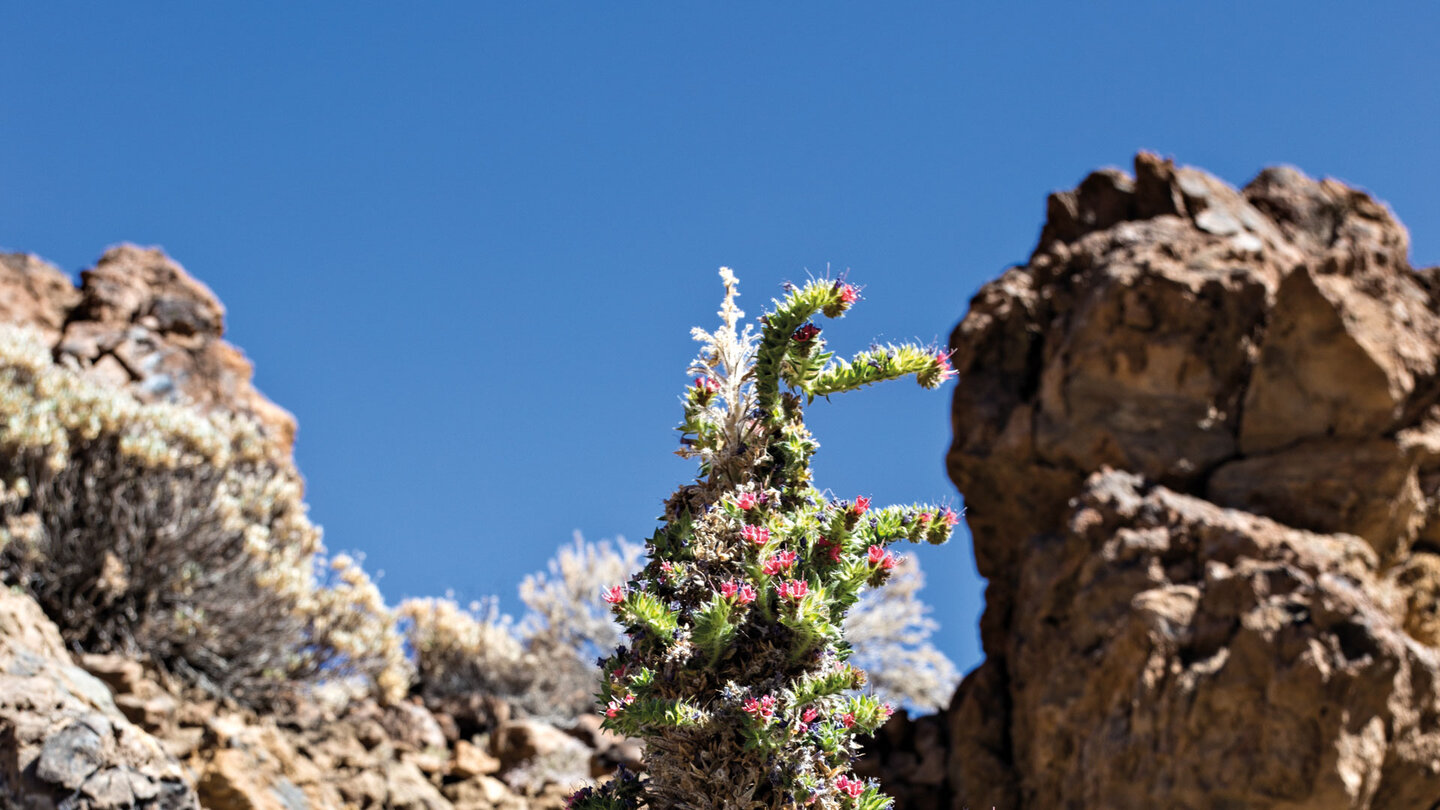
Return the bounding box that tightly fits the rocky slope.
[0,248,641,809]
[937,153,1440,808]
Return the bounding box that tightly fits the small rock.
[452,738,501,778]
[78,653,146,695]
[36,721,105,789]
[199,749,286,810]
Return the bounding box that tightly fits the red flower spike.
[602,586,626,604]
[940,507,960,527]
[742,525,770,545]
[695,376,719,393]
[839,712,856,728]
[736,492,758,510]
[802,707,820,724]
[736,583,757,604]
[838,284,859,305]
[720,580,739,599]
[852,496,871,515]
[793,323,821,342]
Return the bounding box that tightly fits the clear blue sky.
[3,4,1437,679]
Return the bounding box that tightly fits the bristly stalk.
[570,270,958,810]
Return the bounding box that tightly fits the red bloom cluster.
[793,323,821,342]
[602,585,626,604]
[838,284,859,304]
[852,496,871,515]
[838,712,856,728]
[866,545,897,570]
[801,706,820,724]
[719,579,757,605]
[736,491,758,510]
[939,507,960,527]
[835,775,865,798]
[762,550,798,576]
[694,376,719,393]
[933,350,956,383]
[816,537,843,563]
[777,580,809,601]
[743,694,778,719]
[742,525,770,545]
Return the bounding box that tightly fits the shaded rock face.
[0,245,295,453]
[941,153,1440,808]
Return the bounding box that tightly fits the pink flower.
[933,350,956,382]
[762,550,797,576]
[602,585,626,604]
[695,376,719,393]
[802,707,820,724]
[835,775,865,798]
[736,492,758,510]
[720,580,738,599]
[918,512,932,524]
[838,284,859,304]
[939,507,960,527]
[852,496,871,515]
[736,583,757,604]
[793,323,821,342]
[777,579,809,601]
[866,545,897,570]
[604,693,636,717]
[881,702,894,719]
[839,712,856,728]
[743,694,777,718]
[742,525,770,545]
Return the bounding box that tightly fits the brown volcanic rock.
[0,244,296,454]
[939,154,1440,808]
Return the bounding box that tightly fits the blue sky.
[3,4,1437,680]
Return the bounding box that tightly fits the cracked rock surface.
[935,153,1440,809]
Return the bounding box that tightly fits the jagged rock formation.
[938,153,1440,808]
[0,246,295,454]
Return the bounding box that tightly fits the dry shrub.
[0,326,409,705]
[400,534,644,721]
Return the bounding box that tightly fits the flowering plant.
[571,270,956,810]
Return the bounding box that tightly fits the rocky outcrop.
[0,588,198,809]
[0,245,295,454]
[939,153,1440,808]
